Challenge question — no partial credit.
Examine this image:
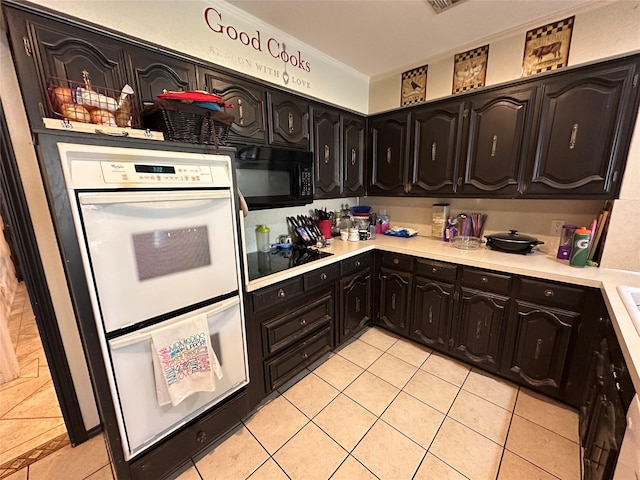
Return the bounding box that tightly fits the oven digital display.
[134,164,176,174]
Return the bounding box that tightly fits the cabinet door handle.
[386,147,392,164]
[320,273,327,280]
[534,338,542,360]
[428,306,433,324]
[277,288,286,298]
[299,318,307,326]
[324,145,330,164]
[22,37,32,56]
[544,289,554,297]
[355,296,361,313]
[569,123,579,149]
[431,142,437,162]
[351,148,357,166]
[288,112,294,133]
[457,176,463,186]
[491,135,498,157]
[475,320,482,339]
[238,98,244,125]
[391,293,396,310]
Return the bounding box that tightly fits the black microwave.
[235,146,314,210]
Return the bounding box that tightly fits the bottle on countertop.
[569,226,591,267]
[256,225,270,253]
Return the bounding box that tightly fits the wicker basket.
[141,100,234,147]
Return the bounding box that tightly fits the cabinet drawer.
[252,277,303,314]
[415,259,457,283]
[462,268,512,295]
[379,252,413,271]
[303,263,339,290]
[517,278,586,311]
[264,325,333,392]
[341,253,371,277]
[262,294,333,356]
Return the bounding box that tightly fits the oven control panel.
[100,162,228,186]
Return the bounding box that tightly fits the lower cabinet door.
[451,288,508,371]
[501,301,577,397]
[340,270,372,344]
[376,268,412,335]
[410,277,453,351]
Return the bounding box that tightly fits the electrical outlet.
[550,219,565,236]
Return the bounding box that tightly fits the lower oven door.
[107,296,248,460]
[77,189,239,333]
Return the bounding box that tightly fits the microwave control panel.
[301,166,312,197]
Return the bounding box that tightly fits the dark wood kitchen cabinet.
[527,60,640,197]
[458,85,538,196]
[126,46,197,110]
[342,114,366,197]
[200,70,268,145]
[312,108,342,198]
[339,253,372,344]
[267,90,310,149]
[375,253,413,336]
[368,111,411,195]
[409,99,464,196]
[4,6,128,124]
[410,259,458,351]
[450,268,512,371]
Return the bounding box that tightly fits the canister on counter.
[432,203,450,239]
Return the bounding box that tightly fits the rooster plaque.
[452,45,489,94]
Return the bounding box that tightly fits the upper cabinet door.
[460,85,538,196]
[342,114,366,197]
[313,108,341,198]
[267,91,310,149]
[410,100,464,196]
[126,47,197,111]
[200,71,267,144]
[528,63,639,197]
[4,7,128,122]
[369,112,411,195]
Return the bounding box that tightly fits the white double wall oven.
[57,143,248,460]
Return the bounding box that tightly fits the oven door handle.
[79,190,231,205]
[108,296,240,349]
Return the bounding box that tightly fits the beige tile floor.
[1,289,583,479]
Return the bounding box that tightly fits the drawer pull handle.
[428,306,433,324]
[480,276,488,284]
[544,289,554,297]
[302,352,309,359]
[355,260,361,267]
[320,273,327,280]
[196,431,207,443]
[300,318,307,326]
[431,267,437,274]
[277,289,286,298]
[534,338,542,360]
[393,258,399,265]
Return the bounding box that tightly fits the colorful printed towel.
[151,314,223,407]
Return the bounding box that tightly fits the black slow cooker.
[485,230,544,254]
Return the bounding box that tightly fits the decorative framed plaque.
[400,65,428,106]
[452,45,489,94]
[522,16,574,77]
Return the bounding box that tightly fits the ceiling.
[227,0,597,79]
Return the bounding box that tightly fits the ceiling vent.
[427,0,467,14]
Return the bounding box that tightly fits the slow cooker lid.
[488,230,539,244]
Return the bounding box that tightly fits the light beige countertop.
[244,235,640,394]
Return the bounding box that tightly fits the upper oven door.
[77,189,239,333]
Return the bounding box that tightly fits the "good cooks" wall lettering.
[203,7,312,73]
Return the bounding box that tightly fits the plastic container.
[569,226,591,267]
[432,203,450,239]
[557,224,578,260]
[451,236,482,250]
[256,225,270,253]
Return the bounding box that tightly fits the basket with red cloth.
[141,90,235,147]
